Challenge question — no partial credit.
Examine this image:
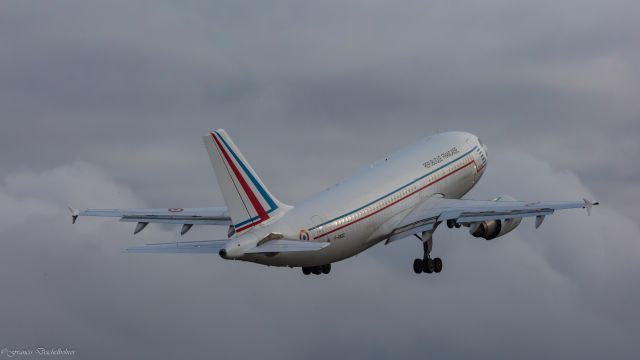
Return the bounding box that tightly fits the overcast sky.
[1,1,639,359]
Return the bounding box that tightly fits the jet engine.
[469,195,522,240]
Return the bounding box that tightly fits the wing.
[73,207,230,225]
[388,197,599,242]
[70,206,231,234]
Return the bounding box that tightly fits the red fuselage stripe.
[210,133,269,225]
[313,159,478,239]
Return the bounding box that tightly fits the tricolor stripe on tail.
[203,129,289,233]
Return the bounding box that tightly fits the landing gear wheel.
[433,258,443,273]
[311,266,322,275]
[411,231,445,274]
[423,259,435,274]
[321,264,331,274]
[413,259,423,274]
[302,267,311,275]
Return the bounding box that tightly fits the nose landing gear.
[413,232,443,274]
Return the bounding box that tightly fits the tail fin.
[202,129,290,234]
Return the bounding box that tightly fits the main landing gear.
[302,264,331,275]
[446,219,461,229]
[413,232,443,274]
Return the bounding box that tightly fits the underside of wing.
[75,207,231,225]
[388,196,598,243]
[70,206,232,235]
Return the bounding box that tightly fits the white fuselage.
[225,132,488,267]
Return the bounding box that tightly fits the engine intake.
[471,220,501,239]
[469,195,522,240]
[470,218,522,240]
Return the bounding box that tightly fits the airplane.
[70,129,599,275]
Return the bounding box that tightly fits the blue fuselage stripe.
[233,210,277,228]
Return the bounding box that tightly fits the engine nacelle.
[469,195,522,240]
[470,218,521,240]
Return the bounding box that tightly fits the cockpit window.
[478,137,488,156]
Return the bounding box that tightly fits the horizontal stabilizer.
[245,240,330,254]
[125,240,227,254]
